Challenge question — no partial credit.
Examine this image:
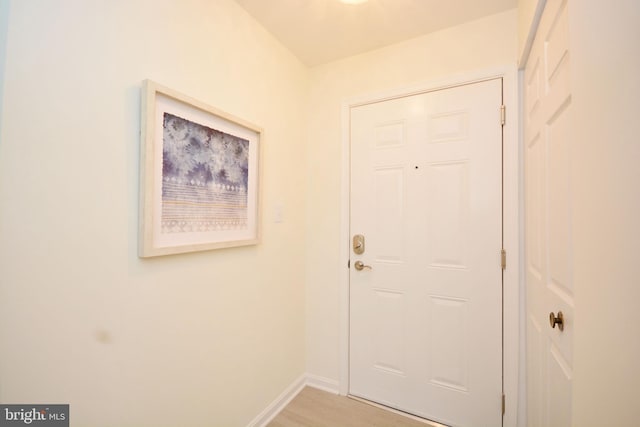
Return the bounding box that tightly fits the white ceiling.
[234,0,517,66]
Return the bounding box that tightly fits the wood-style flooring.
[267,387,442,427]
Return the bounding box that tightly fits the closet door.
[524,1,574,426]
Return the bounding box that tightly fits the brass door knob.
[549,311,564,331]
[353,260,372,271]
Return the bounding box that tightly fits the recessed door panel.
[429,295,469,392]
[375,122,405,149]
[426,161,469,270]
[547,101,573,299]
[527,316,544,427]
[428,111,469,143]
[372,289,406,375]
[374,167,405,263]
[547,344,572,427]
[526,133,543,280]
[527,58,541,116]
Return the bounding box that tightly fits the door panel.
[374,167,405,260]
[350,79,503,427]
[429,295,469,392]
[426,161,469,268]
[525,0,574,425]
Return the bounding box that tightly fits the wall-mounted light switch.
[274,202,284,223]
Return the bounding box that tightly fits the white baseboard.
[248,373,341,427]
[305,374,340,395]
[247,374,307,427]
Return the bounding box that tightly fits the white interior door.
[349,79,503,427]
[524,0,574,426]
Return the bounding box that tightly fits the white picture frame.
[139,80,261,257]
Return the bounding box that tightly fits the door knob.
[549,311,564,331]
[353,260,372,271]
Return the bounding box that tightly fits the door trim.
[338,66,521,427]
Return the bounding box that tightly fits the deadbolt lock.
[353,234,365,255]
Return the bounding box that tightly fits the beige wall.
[0,0,7,120]
[0,1,308,426]
[569,0,640,425]
[305,9,518,384]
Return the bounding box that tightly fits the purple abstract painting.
[161,113,249,234]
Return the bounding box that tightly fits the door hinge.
[348,259,350,269]
[500,104,506,126]
[501,249,506,270]
[502,394,506,415]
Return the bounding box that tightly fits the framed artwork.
[139,80,261,257]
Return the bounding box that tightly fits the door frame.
[338,66,521,427]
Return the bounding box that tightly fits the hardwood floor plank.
[267,387,435,427]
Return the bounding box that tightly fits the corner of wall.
[246,374,307,427]
[247,372,341,427]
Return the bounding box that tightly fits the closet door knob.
[549,311,564,331]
